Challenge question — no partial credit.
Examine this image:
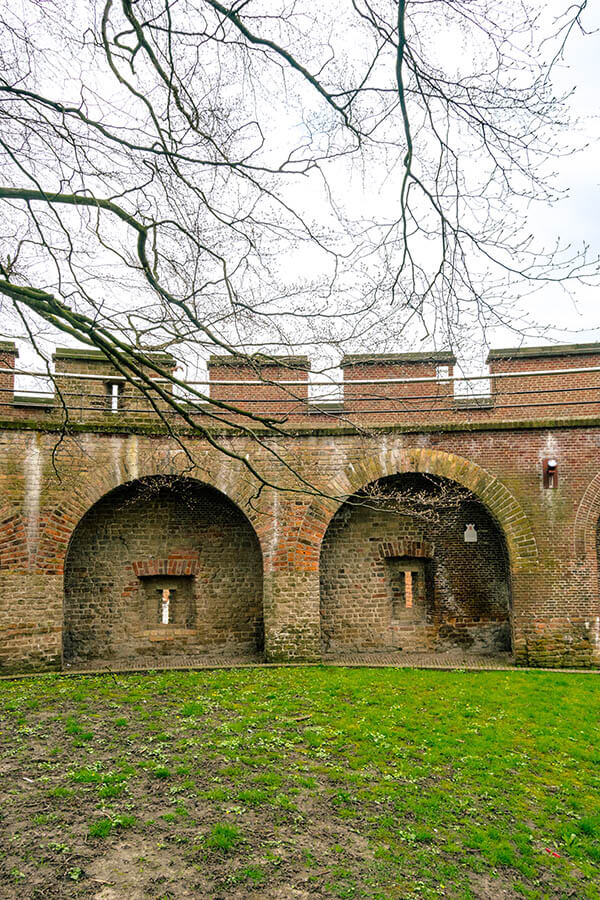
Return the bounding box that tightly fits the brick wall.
[341,352,455,419]
[0,341,18,418]
[207,354,310,423]
[3,343,600,427]
[52,348,177,423]
[63,477,263,662]
[320,474,510,654]
[487,344,600,421]
[1,343,600,671]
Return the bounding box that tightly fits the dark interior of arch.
[64,477,263,663]
[320,473,512,656]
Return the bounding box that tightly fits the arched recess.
[294,448,538,576]
[63,475,264,663]
[320,471,513,654]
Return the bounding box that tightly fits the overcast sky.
[3,0,600,389]
[504,0,600,347]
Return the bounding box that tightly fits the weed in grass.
[228,864,266,885]
[69,766,102,784]
[89,814,135,838]
[180,702,205,717]
[206,823,242,852]
[237,788,268,807]
[98,782,125,799]
[153,766,171,779]
[33,813,59,825]
[88,819,112,838]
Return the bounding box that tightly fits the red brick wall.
[488,349,600,421]
[208,355,309,422]
[341,353,455,418]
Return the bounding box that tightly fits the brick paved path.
[64,649,517,675]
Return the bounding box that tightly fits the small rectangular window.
[436,365,450,380]
[106,382,121,412]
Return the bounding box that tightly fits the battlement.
[2,343,600,427]
[207,354,310,417]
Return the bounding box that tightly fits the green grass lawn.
[0,667,599,899]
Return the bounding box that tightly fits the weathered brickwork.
[64,478,263,662]
[1,343,600,671]
[320,475,510,654]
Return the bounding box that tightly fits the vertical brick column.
[0,341,18,417]
[262,499,324,662]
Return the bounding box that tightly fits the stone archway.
[296,448,538,574]
[63,475,264,664]
[36,442,268,579]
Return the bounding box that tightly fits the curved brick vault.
[293,448,539,574]
[62,475,264,662]
[36,457,266,576]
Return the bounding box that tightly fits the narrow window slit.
[405,570,413,608]
[158,588,176,624]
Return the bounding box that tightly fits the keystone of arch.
[296,447,538,574]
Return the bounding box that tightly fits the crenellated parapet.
[2,342,600,428]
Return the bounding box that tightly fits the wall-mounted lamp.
[543,457,558,489]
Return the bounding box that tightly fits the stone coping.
[53,347,176,366]
[0,340,18,355]
[12,394,54,407]
[487,342,600,362]
[341,351,456,367]
[208,354,310,370]
[3,413,600,438]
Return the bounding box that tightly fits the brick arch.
[36,458,265,575]
[295,447,538,573]
[574,472,600,560]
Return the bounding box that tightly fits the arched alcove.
[320,473,512,655]
[63,476,263,663]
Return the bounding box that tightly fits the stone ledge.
[140,628,198,641]
[341,351,456,367]
[53,347,176,366]
[208,354,310,369]
[487,341,600,362]
[3,413,600,438]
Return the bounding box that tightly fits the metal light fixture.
[543,458,558,489]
